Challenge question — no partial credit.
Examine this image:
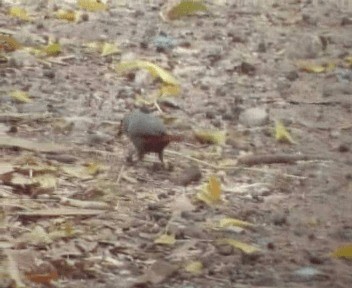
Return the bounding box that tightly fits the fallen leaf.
[9,6,31,21]
[55,9,76,21]
[101,42,120,56]
[184,261,203,275]
[275,120,295,144]
[61,165,93,179]
[116,60,179,86]
[0,34,22,52]
[159,84,181,97]
[331,243,352,259]
[10,90,32,103]
[43,43,61,56]
[154,234,176,245]
[196,175,222,205]
[0,136,69,153]
[219,217,254,228]
[26,271,58,285]
[15,208,105,217]
[164,0,208,20]
[194,129,226,145]
[77,0,107,12]
[0,162,14,175]
[17,226,52,245]
[221,238,260,254]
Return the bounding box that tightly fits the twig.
[165,149,220,169]
[115,164,125,185]
[238,153,328,166]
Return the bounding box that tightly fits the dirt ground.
[1,0,352,287]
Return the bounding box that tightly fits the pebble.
[239,107,269,127]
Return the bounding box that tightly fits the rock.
[271,212,288,226]
[286,70,299,81]
[8,50,37,68]
[341,16,352,26]
[291,267,328,282]
[176,165,202,186]
[239,107,269,127]
[322,82,352,97]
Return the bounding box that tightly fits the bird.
[119,109,182,163]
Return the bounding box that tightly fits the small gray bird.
[119,110,182,163]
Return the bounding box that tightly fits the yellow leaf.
[296,60,325,73]
[116,60,179,86]
[221,238,260,254]
[196,175,221,205]
[184,261,203,274]
[55,9,76,21]
[101,42,120,57]
[166,0,208,20]
[33,174,57,189]
[219,218,254,228]
[10,90,32,103]
[331,243,352,259]
[77,0,107,12]
[43,43,61,56]
[61,165,93,179]
[84,162,104,175]
[345,56,352,66]
[9,6,31,21]
[0,34,22,52]
[275,120,295,144]
[193,129,226,145]
[159,84,181,97]
[154,234,176,245]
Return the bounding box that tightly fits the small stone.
[341,16,352,26]
[216,244,234,256]
[257,41,266,53]
[43,69,55,79]
[271,212,287,226]
[239,107,269,127]
[176,165,202,186]
[286,70,299,81]
[239,62,256,75]
[338,143,350,153]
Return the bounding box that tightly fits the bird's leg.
[158,151,164,163]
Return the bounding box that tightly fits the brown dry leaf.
[9,6,31,21]
[154,234,176,245]
[55,9,77,22]
[193,129,226,145]
[219,217,255,229]
[138,260,177,284]
[331,243,352,259]
[162,0,208,21]
[116,60,179,86]
[25,270,58,285]
[221,238,260,254]
[0,34,22,52]
[184,260,203,275]
[10,90,32,103]
[77,0,107,12]
[196,175,222,206]
[275,120,296,144]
